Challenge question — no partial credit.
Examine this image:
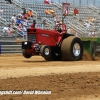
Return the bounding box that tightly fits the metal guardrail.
[0,44,100,54]
[1,45,22,54]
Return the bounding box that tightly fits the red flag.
[62,3,70,16]
[74,8,79,15]
[44,0,50,4]
[63,9,68,16]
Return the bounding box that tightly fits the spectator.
[22,8,26,16]
[88,30,97,37]
[88,30,92,37]
[45,8,56,17]
[0,9,3,12]
[11,14,16,26]
[11,14,16,22]
[91,30,97,37]
[16,16,22,26]
[44,0,51,4]
[0,9,4,18]
[2,24,9,36]
[18,11,23,17]
[12,20,16,28]
[30,20,36,28]
[18,23,27,37]
[55,16,62,25]
[67,27,72,34]
[41,19,46,29]
[92,17,97,23]
[53,16,62,29]
[53,16,57,27]
[21,18,29,28]
[52,12,56,17]
[45,8,50,14]
[88,17,92,23]
[9,0,11,4]
[24,11,29,19]
[3,24,15,36]
[27,10,34,18]
[54,16,62,32]
[75,30,79,37]
[84,21,91,30]
[49,8,55,16]
[8,24,15,36]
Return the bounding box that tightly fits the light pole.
[73,0,74,4]
[79,0,81,4]
[87,0,88,5]
[93,0,95,5]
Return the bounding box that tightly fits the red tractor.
[22,21,83,61]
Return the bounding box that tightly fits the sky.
[52,0,100,5]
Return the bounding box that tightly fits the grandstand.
[0,0,100,42]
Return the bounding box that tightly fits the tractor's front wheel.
[61,36,83,61]
[40,45,62,61]
[40,45,53,61]
[22,49,32,58]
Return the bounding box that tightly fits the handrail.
[0,17,6,22]
[67,21,87,37]
[12,0,21,4]
[45,22,54,28]
[11,0,22,9]
[54,1,62,7]
[0,18,7,26]
[42,17,54,28]
[88,4,98,10]
[77,22,88,31]
[68,25,82,37]
[52,1,62,9]
[88,4,100,14]
[42,17,53,25]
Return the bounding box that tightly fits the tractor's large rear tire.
[40,45,62,61]
[22,49,32,58]
[61,36,83,61]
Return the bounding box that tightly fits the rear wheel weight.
[61,36,83,61]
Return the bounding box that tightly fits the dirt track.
[0,54,100,100]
